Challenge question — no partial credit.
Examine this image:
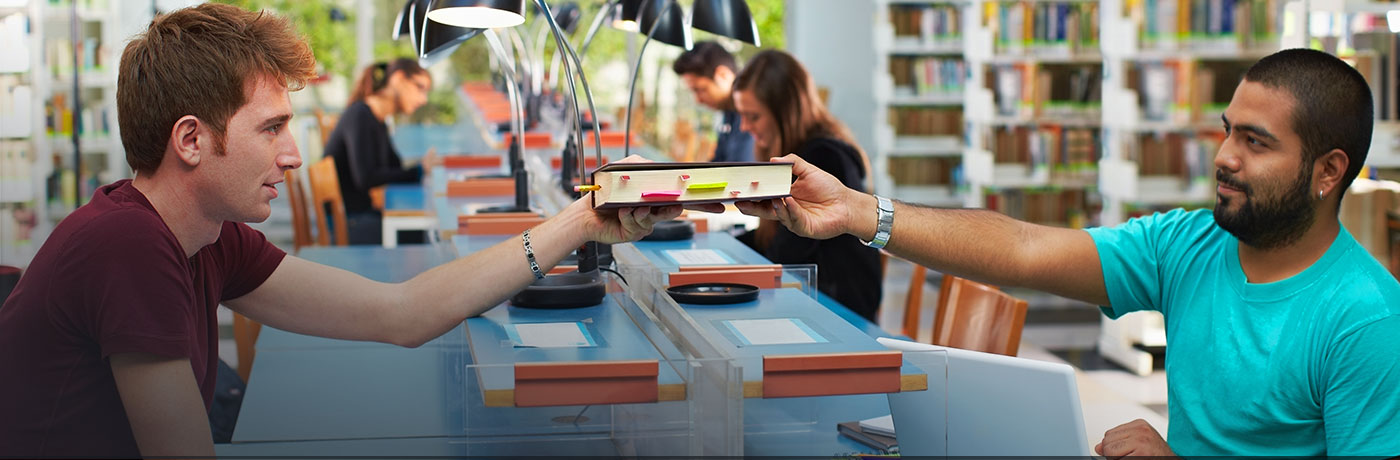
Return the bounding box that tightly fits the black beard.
[1213,163,1316,250]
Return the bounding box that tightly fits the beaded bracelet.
[521,229,545,280]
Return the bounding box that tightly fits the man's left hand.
[1095,419,1175,459]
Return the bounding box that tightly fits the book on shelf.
[1349,32,1400,121]
[1132,131,1218,182]
[890,107,963,136]
[1133,0,1279,50]
[991,125,1100,172]
[984,188,1095,228]
[890,56,966,96]
[836,420,898,454]
[988,1,1099,54]
[889,157,959,187]
[1131,59,1250,125]
[588,162,792,209]
[890,4,960,46]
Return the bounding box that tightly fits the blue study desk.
[627,232,891,338]
[225,232,921,456]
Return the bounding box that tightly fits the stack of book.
[836,415,898,454]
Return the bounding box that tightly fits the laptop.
[878,338,1091,456]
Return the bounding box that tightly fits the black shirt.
[324,101,422,214]
[713,110,754,163]
[764,137,883,320]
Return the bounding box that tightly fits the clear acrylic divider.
[611,262,948,456]
[454,272,744,456]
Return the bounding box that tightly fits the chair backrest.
[284,170,315,251]
[232,312,262,383]
[933,276,1028,356]
[900,263,925,340]
[306,157,349,246]
[899,265,1028,356]
[314,108,338,148]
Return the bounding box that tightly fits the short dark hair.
[671,41,736,79]
[1243,48,1373,197]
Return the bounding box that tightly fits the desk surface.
[233,241,894,455]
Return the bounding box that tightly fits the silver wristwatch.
[861,195,894,249]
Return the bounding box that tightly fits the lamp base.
[510,270,607,309]
[561,244,613,269]
[641,219,695,241]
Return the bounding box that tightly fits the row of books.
[889,107,963,137]
[888,157,960,187]
[1128,59,1245,124]
[991,63,1101,119]
[1348,32,1400,121]
[1129,0,1281,50]
[890,56,966,96]
[986,1,1100,54]
[889,4,961,45]
[44,93,111,138]
[984,188,1097,228]
[46,38,109,77]
[991,125,1100,170]
[1131,131,1218,179]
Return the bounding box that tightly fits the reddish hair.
[118,3,316,174]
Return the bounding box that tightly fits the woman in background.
[325,58,433,245]
[732,50,883,320]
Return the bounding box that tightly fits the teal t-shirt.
[1087,208,1400,456]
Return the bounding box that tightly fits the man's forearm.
[838,190,1108,305]
[393,205,593,346]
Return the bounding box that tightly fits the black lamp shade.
[636,0,692,49]
[393,0,429,44]
[692,0,759,46]
[609,0,642,32]
[427,0,527,28]
[552,2,582,34]
[420,18,482,66]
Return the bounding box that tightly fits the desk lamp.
[396,0,483,67]
[429,0,612,309]
[691,0,760,46]
[615,0,695,241]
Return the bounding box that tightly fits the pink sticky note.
[642,190,682,199]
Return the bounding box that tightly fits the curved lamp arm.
[534,0,605,183]
[622,0,680,159]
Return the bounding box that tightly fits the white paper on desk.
[506,322,597,348]
[664,249,734,266]
[723,318,826,346]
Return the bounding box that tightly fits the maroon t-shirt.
[0,180,285,457]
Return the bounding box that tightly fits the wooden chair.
[232,313,262,383]
[314,108,338,148]
[307,157,349,246]
[284,169,315,251]
[901,265,1029,356]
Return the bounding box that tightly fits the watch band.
[861,195,894,249]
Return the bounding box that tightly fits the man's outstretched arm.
[228,194,680,348]
[727,154,1110,306]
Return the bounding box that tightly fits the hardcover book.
[588,162,793,209]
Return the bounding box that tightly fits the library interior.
[0,0,1397,457]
